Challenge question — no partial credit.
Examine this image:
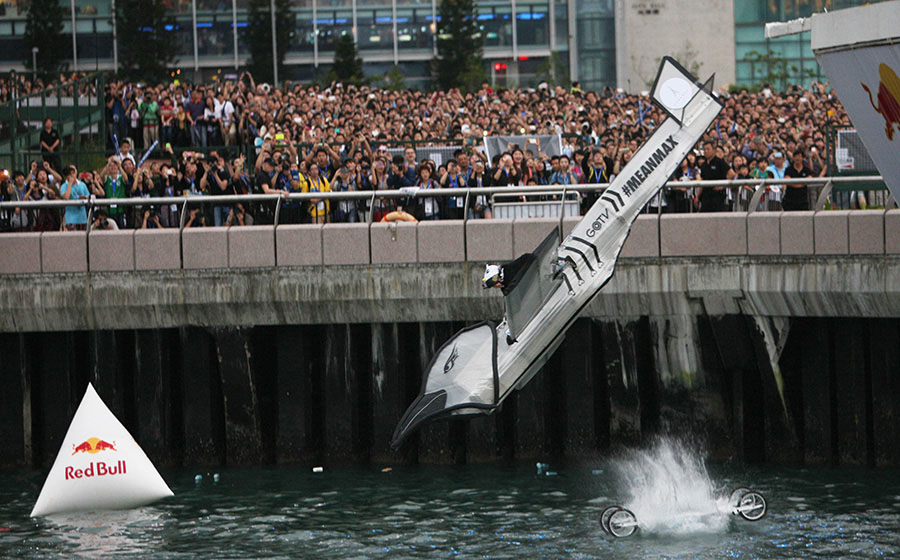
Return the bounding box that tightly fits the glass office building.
[0,0,616,90]
[0,0,883,91]
[734,0,883,89]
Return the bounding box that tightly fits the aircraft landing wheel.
[600,506,619,534]
[607,508,638,538]
[737,491,767,522]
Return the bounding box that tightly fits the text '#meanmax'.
[620,135,679,197]
[583,135,679,239]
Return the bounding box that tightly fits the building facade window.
[733,0,887,90]
[576,0,615,91]
[0,0,572,88]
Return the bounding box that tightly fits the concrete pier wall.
[1,212,898,468]
[0,318,898,469]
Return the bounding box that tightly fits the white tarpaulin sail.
[30,384,173,517]
[392,57,723,448]
[811,0,900,202]
[815,49,900,202]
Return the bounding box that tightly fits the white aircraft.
[391,57,724,448]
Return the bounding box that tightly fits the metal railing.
[0,71,106,171]
[1,176,893,232]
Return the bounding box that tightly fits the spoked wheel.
[600,506,620,534]
[736,491,767,522]
[607,508,638,538]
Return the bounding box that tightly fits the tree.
[23,0,67,73]
[741,49,816,91]
[432,0,485,92]
[246,0,293,85]
[115,0,176,81]
[649,41,702,87]
[536,51,568,87]
[332,33,365,85]
[382,66,408,91]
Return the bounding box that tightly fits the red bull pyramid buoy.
[30,383,173,517]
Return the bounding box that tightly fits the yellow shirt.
[306,175,330,217]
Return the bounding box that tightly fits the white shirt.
[218,101,235,127]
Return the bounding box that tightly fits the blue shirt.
[60,180,90,225]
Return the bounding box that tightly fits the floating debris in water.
[536,462,549,475]
[592,469,604,475]
[194,474,202,484]
[312,466,324,473]
[381,467,393,473]
[213,473,220,483]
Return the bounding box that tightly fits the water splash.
[611,437,732,535]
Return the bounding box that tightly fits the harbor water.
[3,441,899,559]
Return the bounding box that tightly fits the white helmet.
[482,264,502,289]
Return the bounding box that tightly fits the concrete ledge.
[322,223,369,265]
[886,210,900,254]
[660,213,747,256]
[41,231,87,273]
[748,212,781,255]
[814,210,850,255]
[780,211,815,255]
[89,230,135,272]
[182,227,229,269]
[229,226,275,268]
[621,215,660,258]
[849,210,885,255]
[371,222,417,264]
[466,219,513,262]
[513,218,558,257]
[135,229,181,271]
[0,233,42,274]
[417,220,464,263]
[276,224,323,266]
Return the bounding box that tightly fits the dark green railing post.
[73,81,80,169]
[100,73,107,153]
[9,69,17,171]
[56,87,61,140]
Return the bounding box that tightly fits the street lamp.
[31,47,38,82]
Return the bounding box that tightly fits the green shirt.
[103,176,127,215]
[139,100,160,125]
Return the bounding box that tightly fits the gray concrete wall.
[4,211,897,274]
[617,0,736,92]
[1,211,898,331]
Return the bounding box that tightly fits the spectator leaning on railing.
[59,166,90,231]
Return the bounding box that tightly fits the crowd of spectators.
[0,72,99,105]
[1,71,857,232]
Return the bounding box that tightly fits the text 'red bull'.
[65,460,127,480]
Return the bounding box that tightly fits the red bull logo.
[67,437,126,480]
[71,437,117,455]
[861,63,900,141]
